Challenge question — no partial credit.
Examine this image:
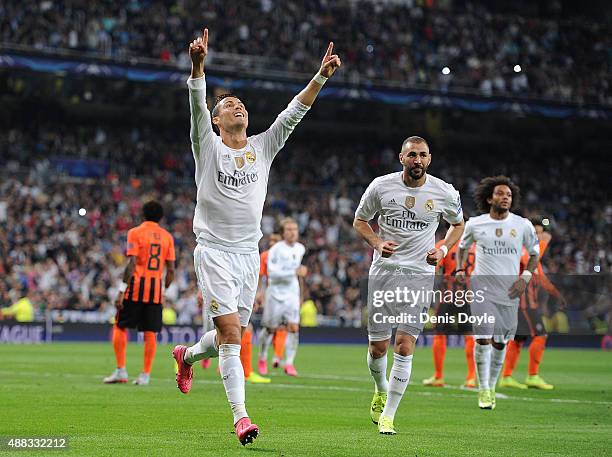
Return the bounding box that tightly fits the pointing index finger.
[325,42,333,58]
[203,28,208,47]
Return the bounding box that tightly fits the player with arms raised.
[171,28,341,446]
[353,136,464,435]
[456,176,540,410]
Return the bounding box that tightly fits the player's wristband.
[118,282,128,293]
[439,245,448,257]
[520,270,533,283]
[313,73,328,86]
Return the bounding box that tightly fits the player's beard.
[491,202,510,215]
[407,164,427,180]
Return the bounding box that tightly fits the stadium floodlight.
[442,67,450,75]
[78,208,87,216]
[514,65,522,73]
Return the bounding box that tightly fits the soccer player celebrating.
[171,28,341,446]
[104,201,175,386]
[456,176,540,410]
[259,218,307,376]
[500,217,562,390]
[354,136,464,435]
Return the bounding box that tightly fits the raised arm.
[258,42,342,159]
[296,42,342,107]
[188,28,216,159]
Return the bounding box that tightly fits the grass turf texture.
[0,343,610,457]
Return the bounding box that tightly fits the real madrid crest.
[405,196,415,209]
[425,199,434,211]
[234,156,245,168]
[210,299,219,312]
[495,228,503,237]
[245,151,256,164]
[510,228,517,238]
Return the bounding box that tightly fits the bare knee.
[369,340,389,359]
[492,341,506,350]
[394,333,416,356]
[476,338,491,345]
[287,323,299,333]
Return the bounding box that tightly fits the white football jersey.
[266,240,306,300]
[188,77,309,253]
[459,212,540,305]
[355,172,463,273]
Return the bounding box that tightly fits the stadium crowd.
[0,120,609,327]
[1,0,610,104]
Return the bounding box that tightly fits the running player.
[500,217,562,390]
[104,201,175,386]
[456,176,540,410]
[354,136,465,435]
[257,233,287,375]
[422,240,477,388]
[259,218,306,376]
[171,28,341,446]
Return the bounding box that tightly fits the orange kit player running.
[104,201,175,386]
[500,218,563,390]
[423,239,477,388]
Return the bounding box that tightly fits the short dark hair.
[401,136,429,150]
[529,216,543,227]
[474,175,521,213]
[211,93,240,118]
[143,200,164,222]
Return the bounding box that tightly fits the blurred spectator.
[1,1,610,104]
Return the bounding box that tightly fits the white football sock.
[474,343,492,390]
[258,328,273,362]
[381,353,413,421]
[284,331,299,365]
[184,329,218,364]
[219,344,248,424]
[367,351,389,393]
[489,345,507,390]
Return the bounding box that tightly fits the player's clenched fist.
[375,240,398,258]
[189,28,209,65]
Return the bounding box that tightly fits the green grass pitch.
[0,343,610,456]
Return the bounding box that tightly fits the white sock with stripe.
[284,332,299,365]
[258,328,273,362]
[489,345,507,390]
[474,343,492,390]
[367,351,389,393]
[381,353,413,421]
[184,329,218,364]
[219,344,248,424]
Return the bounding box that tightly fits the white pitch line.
[1,370,610,406]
